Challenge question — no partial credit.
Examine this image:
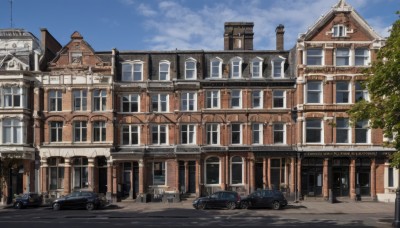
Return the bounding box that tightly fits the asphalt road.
[0,203,395,228]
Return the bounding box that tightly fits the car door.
[261,190,274,207]
[65,192,80,208]
[76,192,90,208]
[207,192,221,208]
[249,191,262,207]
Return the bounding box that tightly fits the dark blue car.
[13,193,43,209]
[241,189,288,210]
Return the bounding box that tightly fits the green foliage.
[348,12,400,167]
[0,156,22,198]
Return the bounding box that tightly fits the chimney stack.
[224,22,254,50]
[276,24,285,51]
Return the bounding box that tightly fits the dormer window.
[333,24,346,37]
[271,56,285,78]
[230,57,242,79]
[210,57,222,78]
[251,57,263,78]
[185,58,197,80]
[159,61,170,81]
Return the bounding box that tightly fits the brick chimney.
[224,22,254,50]
[276,24,285,51]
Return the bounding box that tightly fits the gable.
[299,0,383,43]
[49,31,105,68]
[0,55,29,71]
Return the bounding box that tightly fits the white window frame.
[306,48,323,66]
[230,156,243,185]
[305,119,323,144]
[273,123,286,144]
[185,58,197,80]
[251,57,263,78]
[230,123,242,145]
[210,57,222,78]
[49,90,62,112]
[252,123,263,145]
[181,92,197,111]
[336,81,350,104]
[336,118,350,144]
[121,125,140,145]
[333,24,346,37]
[73,89,87,111]
[122,61,143,82]
[355,48,370,66]
[152,161,166,186]
[50,121,63,142]
[93,89,107,112]
[355,81,369,102]
[336,48,350,66]
[205,156,220,185]
[230,57,242,79]
[230,89,242,109]
[93,121,106,142]
[252,90,263,109]
[2,118,23,144]
[206,123,220,145]
[151,124,168,145]
[271,56,285,78]
[273,90,286,108]
[121,94,140,113]
[180,124,196,145]
[151,94,169,112]
[159,60,170,81]
[2,87,25,108]
[206,90,220,109]
[355,120,370,144]
[306,81,322,104]
[73,121,87,142]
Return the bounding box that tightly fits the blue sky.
[0,0,397,51]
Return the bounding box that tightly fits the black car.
[192,191,242,210]
[241,189,288,210]
[52,191,106,211]
[13,193,43,209]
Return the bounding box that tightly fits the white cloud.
[138,3,157,16]
[135,0,393,50]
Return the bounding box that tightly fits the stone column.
[249,158,255,193]
[323,158,329,200]
[138,160,144,194]
[88,158,95,192]
[350,158,356,200]
[41,159,48,194]
[221,155,226,190]
[63,158,71,195]
[371,158,377,200]
[107,161,113,193]
[267,158,271,189]
[297,158,302,199]
[196,159,200,197]
[263,158,267,189]
[290,157,296,194]
[184,161,189,193]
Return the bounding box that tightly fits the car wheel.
[226,202,236,210]
[53,203,61,211]
[14,202,22,209]
[196,202,206,210]
[86,202,95,211]
[240,201,249,209]
[272,201,281,210]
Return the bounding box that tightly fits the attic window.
[333,24,346,37]
[71,52,82,64]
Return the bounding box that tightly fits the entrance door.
[255,162,263,190]
[133,163,139,198]
[123,162,132,198]
[357,172,370,196]
[179,162,185,193]
[188,161,196,193]
[333,168,349,196]
[98,168,107,194]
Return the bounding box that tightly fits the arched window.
[159,60,170,80]
[210,57,222,78]
[185,58,197,80]
[231,156,243,185]
[251,57,263,78]
[205,157,220,185]
[230,57,242,78]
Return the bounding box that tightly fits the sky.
[0,0,397,51]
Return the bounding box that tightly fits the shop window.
[231,156,243,185]
[205,157,220,185]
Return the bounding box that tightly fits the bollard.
[394,188,400,227]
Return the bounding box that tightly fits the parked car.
[13,193,43,209]
[52,191,106,211]
[192,191,242,210]
[241,189,287,210]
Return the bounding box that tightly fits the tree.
[348,12,400,167]
[0,155,22,203]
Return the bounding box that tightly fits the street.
[0,200,395,227]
